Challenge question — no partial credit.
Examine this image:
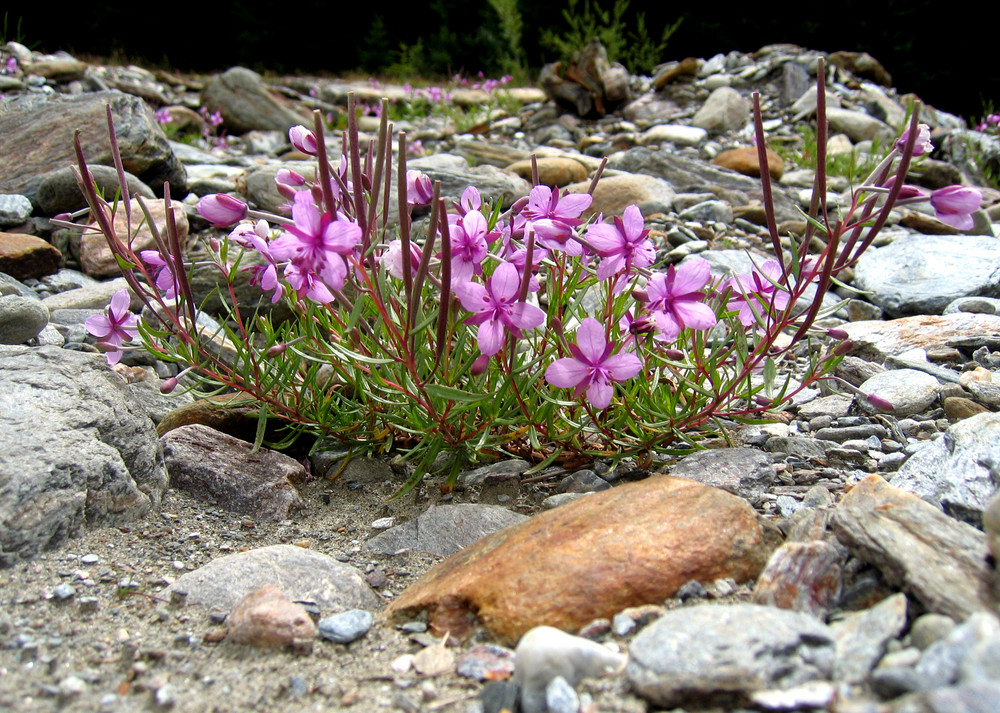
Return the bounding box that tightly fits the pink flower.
[139,250,179,300]
[453,262,545,356]
[230,220,283,303]
[895,124,933,156]
[448,210,489,285]
[929,185,982,230]
[726,259,790,327]
[380,239,421,280]
[275,169,306,201]
[85,289,139,365]
[545,317,642,410]
[269,192,360,297]
[198,194,248,228]
[585,204,656,281]
[406,170,434,207]
[641,258,718,340]
[288,125,318,155]
[519,185,592,254]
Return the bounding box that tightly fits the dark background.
[5,2,995,122]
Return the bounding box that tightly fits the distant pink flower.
[895,124,933,156]
[85,289,139,365]
[519,185,592,253]
[726,259,790,327]
[154,107,172,124]
[380,239,422,280]
[929,185,982,230]
[545,317,642,410]
[453,262,545,356]
[406,170,434,206]
[275,168,306,201]
[198,194,248,227]
[288,125,318,155]
[642,258,718,340]
[585,204,656,281]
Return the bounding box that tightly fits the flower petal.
[603,352,642,381]
[489,262,521,301]
[478,318,505,356]
[575,317,607,363]
[671,258,712,294]
[545,357,590,388]
[673,300,718,330]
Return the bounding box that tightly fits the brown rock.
[831,475,997,620]
[564,174,675,219]
[161,424,305,521]
[158,393,271,440]
[943,396,990,421]
[505,158,588,188]
[0,233,63,280]
[828,51,893,87]
[900,210,960,235]
[227,584,317,648]
[384,475,779,644]
[80,200,188,278]
[651,57,700,90]
[713,147,785,180]
[751,541,843,617]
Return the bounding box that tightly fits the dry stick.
[800,57,828,255]
[104,105,132,239]
[313,110,336,216]
[433,198,453,376]
[397,132,415,320]
[587,156,609,195]
[347,93,369,241]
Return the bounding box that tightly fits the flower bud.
[266,343,288,357]
[288,125,317,155]
[865,393,895,411]
[833,339,855,356]
[826,328,849,340]
[470,354,490,376]
[662,348,685,360]
[198,194,248,228]
[895,124,933,156]
[209,237,220,252]
[159,377,178,394]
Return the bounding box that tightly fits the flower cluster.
[79,65,928,489]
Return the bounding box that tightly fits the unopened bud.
[266,343,288,357]
[833,339,855,356]
[663,348,684,360]
[209,237,220,252]
[510,196,530,214]
[826,328,849,340]
[470,354,490,376]
[159,377,178,394]
[755,395,773,407]
[197,193,248,228]
[550,316,564,336]
[866,393,895,411]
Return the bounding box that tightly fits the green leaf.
[423,383,493,404]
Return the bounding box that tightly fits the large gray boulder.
[0,346,167,566]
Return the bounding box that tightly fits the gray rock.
[910,614,958,651]
[0,294,49,344]
[606,148,802,223]
[831,476,996,621]
[691,87,750,134]
[201,66,312,135]
[161,424,305,522]
[853,235,1000,318]
[164,544,382,612]
[825,107,894,143]
[888,681,1000,713]
[944,296,1000,316]
[0,90,186,206]
[843,313,1000,362]
[764,436,841,459]
[857,369,940,417]
[36,165,154,215]
[0,194,32,228]
[244,161,316,213]
[669,447,776,504]
[558,470,611,494]
[318,609,374,644]
[514,626,627,713]
[545,676,580,713]
[912,613,1000,691]
[639,124,707,147]
[678,199,734,224]
[0,345,167,567]
[40,277,135,312]
[457,459,531,488]
[831,592,909,683]
[627,603,835,708]
[890,412,1000,526]
[365,503,528,556]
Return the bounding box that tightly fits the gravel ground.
[0,466,665,713]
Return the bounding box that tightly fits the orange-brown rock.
[713,147,784,180]
[384,475,780,644]
[651,57,700,90]
[506,157,588,187]
[751,541,843,617]
[0,233,63,280]
[227,583,317,648]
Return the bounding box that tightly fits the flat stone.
[831,592,909,683]
[564,173,675,218]
[505,157,588,187]
[161,424,306,522]
[668,447,776,504]
[201,66,313,134]
[843,314,1000,362]
[163,544,382,612]
[383,476,779,644]
[0,295,49,345]
[857,369,940,417]
[80,200,188,278]
[627,603,835,708]
[831,475,996,620]
[318,609,373,644]
[365,503,528,557]
[713,146,785,180]
[36,165,154,215]
[227,584,317,648]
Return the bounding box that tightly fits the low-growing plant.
[67,61,979,494]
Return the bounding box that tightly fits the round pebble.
[318,609,373,643]
[546,676,581,713]
[51,583,76,601]
[0,294,49,344]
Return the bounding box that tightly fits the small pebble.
[51,583,76,601]
[318,609,373,644]
[546,675,581,713]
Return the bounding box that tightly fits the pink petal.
[489,262,521,301]
[597,254,625,281]
[584,222,622,253]
[621,204,644,238]
[85,314,113,339]
[603,352,642,381]
[454,281,489,313]
[673,300,718,330]
[508,302,545,330]
[672,258,712,294]
[545,357,590,388]
[109,289,131,318]
[575,318,607,363]
[586,375,613,409]
[478,318,505,355]
[556,193,593,218]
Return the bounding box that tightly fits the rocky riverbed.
[2,40,1000,713]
